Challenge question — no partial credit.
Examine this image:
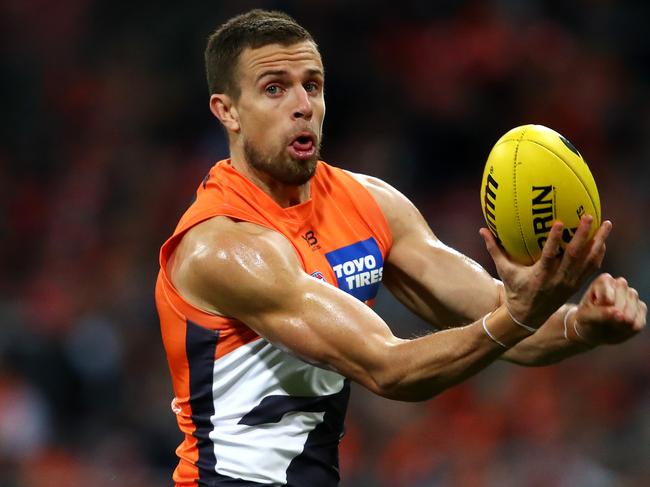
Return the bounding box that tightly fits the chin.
[244,139,319,185]
[281,159,318,185]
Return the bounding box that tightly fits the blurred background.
[1,0,649,485]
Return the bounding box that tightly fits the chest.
[290,217,386,305]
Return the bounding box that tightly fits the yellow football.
[480,124,601,265]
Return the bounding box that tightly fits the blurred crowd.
[1,0,649,485]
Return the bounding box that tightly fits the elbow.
[370,372,444,402]
[366,369,404,400]
[349,337,447,402]
[365,355,444,403]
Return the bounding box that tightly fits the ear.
[210,94,240,133]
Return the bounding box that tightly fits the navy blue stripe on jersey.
[208,476,271,486]
[186,322,273,487]
[186,320,220,485]
[285,380,350,487]
[239,393,341,426]
[238,380,351,486]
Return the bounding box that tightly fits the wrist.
[505,304,540,332]
[504,299,548,331]
[563,306,596,348]
[481,305,536,348]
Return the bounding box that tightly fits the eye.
[304,82,320,93]
[265,84,283,96]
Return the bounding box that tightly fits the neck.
[230,156,311,208]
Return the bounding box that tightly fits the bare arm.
[354,173,645,365]
[168,216,533,402]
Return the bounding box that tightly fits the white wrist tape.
[573,320,589,343]
[506,305,537,333]
[563,306,578,340]
[482,313,508,348]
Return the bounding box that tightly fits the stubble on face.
[243,136,321,186]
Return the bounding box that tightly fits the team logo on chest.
[325,237,384,302]
[310,271,327,282]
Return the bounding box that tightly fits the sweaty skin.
[168,40,646,401]
[352,173,644,364]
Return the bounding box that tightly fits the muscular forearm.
[502,304,594,366]
[478,283,595,366]
[412,279,595,367]
[376,306,532,401]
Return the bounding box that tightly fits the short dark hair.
[205,9,316,98]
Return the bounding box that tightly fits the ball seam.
[520,139,600,224]
[513,126,535,263]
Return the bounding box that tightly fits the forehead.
[238,41,323,80]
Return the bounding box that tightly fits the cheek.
[314,99,326,127]
[241,109,269,137]
[242,112,285,149]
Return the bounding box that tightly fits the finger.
[592,220,613,246]
[634,300,647,331]
[559,215,594,273]
[591,305,624,323]
[585,221,612,268]
[590,242,607,270]
[566,215,594,255]
[479,228,514,272]
[537,221,564,272]
[623,287,640,322]
[614,277,628,311]
[591,273,616,305]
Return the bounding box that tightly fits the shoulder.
[345,171,396,203]
[345,171,433,241]
[168,216,303,316]
[318,162,396,203]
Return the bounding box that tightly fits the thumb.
[585,273,616,306]
[479,228,514,275]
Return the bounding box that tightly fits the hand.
[480,216,612,328]
[571,273,647,345]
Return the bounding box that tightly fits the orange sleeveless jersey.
[155,160,392,486]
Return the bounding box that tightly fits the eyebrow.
[255,68,324,83]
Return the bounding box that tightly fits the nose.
[292,86,313,121]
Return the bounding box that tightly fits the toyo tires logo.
[325,237,384,302]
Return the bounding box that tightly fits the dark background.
[1,0,649,485]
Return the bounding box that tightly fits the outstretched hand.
[573,273,647,345]
[479,215,612,328]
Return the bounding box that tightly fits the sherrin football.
[480,124,601,265]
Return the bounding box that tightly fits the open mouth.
[288,132,317,160]
[291,133,315,150]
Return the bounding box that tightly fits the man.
[155,9,646,487]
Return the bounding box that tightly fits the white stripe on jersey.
[209,338,345,485]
